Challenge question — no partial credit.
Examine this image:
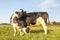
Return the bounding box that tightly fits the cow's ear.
[15,11,18,14]
[24,11,26,13]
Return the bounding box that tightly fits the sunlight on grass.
[0,24,60,40]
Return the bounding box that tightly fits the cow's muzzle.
[26,27,30,33]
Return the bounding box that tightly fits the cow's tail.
[47,14,50,23]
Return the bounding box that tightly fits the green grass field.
[0,24,60,40]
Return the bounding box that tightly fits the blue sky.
[0,0,60,23]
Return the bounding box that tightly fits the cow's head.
[15,11,24,18]
[15,9,26,18]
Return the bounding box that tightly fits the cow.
[10,10,48,36]
[10,11,30,36]
[17,12,48,35]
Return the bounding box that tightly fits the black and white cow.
[10,11,48,36]
[10,11,30,36]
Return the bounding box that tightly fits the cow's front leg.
[13,25,16,36]
[19,29,24,35]
[17,26,24,36]
[22,28,27,34]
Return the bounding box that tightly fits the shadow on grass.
[30,30,53,34]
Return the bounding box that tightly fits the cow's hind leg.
[36,17,47,35]
[41,22,47,34]
[40,18,47,34]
